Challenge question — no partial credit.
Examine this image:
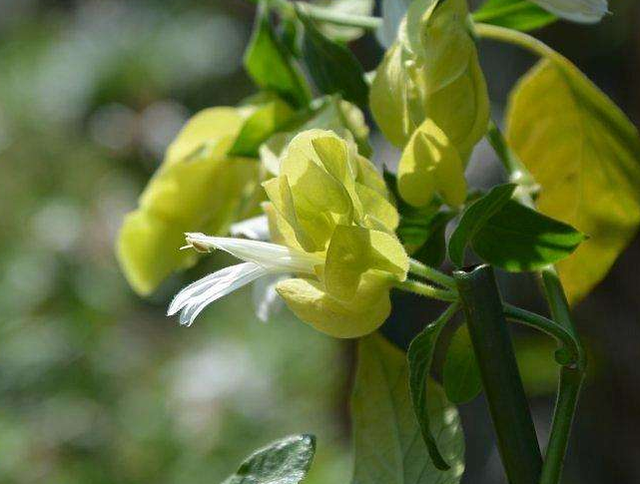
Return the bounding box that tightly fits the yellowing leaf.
[398,119,467,208]
[506,58,640,304]
[276,274,392,338]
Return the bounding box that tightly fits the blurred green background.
[0,1,639,483]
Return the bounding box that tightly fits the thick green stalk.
[486,121,586,484]
[454,265,543,484]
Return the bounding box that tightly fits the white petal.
[184,233,321,274]
[531,0,608,23]
[169,262,269,327]
[252,273,288,323]
[229,215,270,241]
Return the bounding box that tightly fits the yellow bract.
[117,107,263,296]
[398,119,467,208]
[276,274,393,339]
[264,130,409,337]
[370,0,489,205]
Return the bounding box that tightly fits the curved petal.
[168,262,269,326]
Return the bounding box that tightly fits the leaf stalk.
[395,279,459,302]
[408,258,457,290]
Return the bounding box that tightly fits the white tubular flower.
[531,0,608,23]
[183,233,321,274]
[168,234,322,327]
[229,215,270,241]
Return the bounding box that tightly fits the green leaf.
[407,305,460,471]
[411,211,455,267]
[229,99,295,157]
[244,0,311,108]
[443,324,482,404]
[472,0,557,32]
[222,434,316,484]
[506,58,640,303]
[472,199,585,271]
[352,333,465,484]
[448,183,516,267]
[297,11,369,109]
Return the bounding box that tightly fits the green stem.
[540,366,585,484]
[395,279,458,302]
[486,106,586,484]
[486,122,539,203]
[454,265,543,484]
[538,268,587,484]
[503,303,585,370]
[408,258,457,290]
[474,22,561,61]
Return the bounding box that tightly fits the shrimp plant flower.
[168,130,410,338]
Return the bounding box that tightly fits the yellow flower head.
[168,130,409,338]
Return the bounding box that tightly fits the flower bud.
[370,0,489,163]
